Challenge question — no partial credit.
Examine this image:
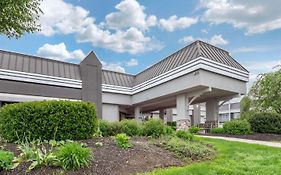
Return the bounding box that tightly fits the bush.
[119,120,140,136]
[189,126,200,134]
[0,150,14,170]
[55,142,92,170]
[99,120,140,137]
[223,119,251,135]
[176,130,194,141]
[99,120,122,137]
[210,127,225,134]
[166,121,177,130]
[0,101,98,142]
[154,137,215,160]
[248,113,281,134]
[141,119,167,137]
[115,133,132,149]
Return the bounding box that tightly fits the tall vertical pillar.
[159,109,165,120]
[134,106,142,121]
[176,94,190,130]
[192,104,201,126]
[206,99,219,122]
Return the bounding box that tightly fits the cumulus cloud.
[37,43,86,61]
[200,0,281,35]
[104,0,157,30]
[126,58,138,67]
[101,61,126,73]
[39,0,162,54]
[159,15,198,32]
[179,34,229,46]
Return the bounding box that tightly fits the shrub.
[248,113,281,134]
[115,133,132,149]
[176,130,194,141]
[55,142,92,170]
[119,120,140,136]
[210,127,225,134]
[0,101,98,142]
[0,150,14,170]
[223,119,252,135]
[154,137,215,160]
[141,119,167,137]
[166,121,177,130]
[189,126,200,134]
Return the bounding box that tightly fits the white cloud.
[37,43,85,61]
[179,34,229,46]
[39,0,93,36]
[39,0,163,54]
[159,15,198,32]
[126,58,138,66]
[104,0,157,30]
[101,61,126,73]
[200,0,281,35]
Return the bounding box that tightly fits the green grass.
[143,137,281,175]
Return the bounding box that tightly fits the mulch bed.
[200,133,281,142]
[1,137,184,175]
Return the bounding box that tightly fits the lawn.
[144,137,281,175]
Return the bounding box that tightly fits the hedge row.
[0,101,98,142]
[248,113,281,134]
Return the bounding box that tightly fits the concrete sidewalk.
[198,135,281,148]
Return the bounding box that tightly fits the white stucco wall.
[102,104,119,122]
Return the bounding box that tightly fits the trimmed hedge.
[0,101,98,142]
[248,113,281,134]
[210,127,224,134]
[223,119,252,135]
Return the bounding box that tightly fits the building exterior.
[0,40,249,127]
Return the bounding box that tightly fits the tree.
[0,0,42,38]
[250,67,281,113]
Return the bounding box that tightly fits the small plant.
[210,127,225,134]
[0,150,14,170]
[115,133,132,149]
[14,143,59,171]
[223,119,252,135]
[176,130,194,141]
[55,142,92,170]
[189,126,200,134]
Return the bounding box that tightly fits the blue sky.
[1,0,281,85]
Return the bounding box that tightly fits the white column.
[176,94,189,121]
[206,99,219,122]
[134,106,142,121]
[159,109,165,120]
[193,104,201,126]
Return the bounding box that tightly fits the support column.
[192,104,201,126]
[206,99,219,122]
[176,94,191,130]
[134,106,142,121]
[159,109,165,120]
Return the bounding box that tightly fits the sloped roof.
[102,69,134,87]
[0,40,248,88]
[134,40,248,85]
[0,50,81,80]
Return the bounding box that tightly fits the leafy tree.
[240,96,254,120]
[250,67,281,113]
[0,0,42,38]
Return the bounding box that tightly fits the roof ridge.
[197,40,230,54]
[102,69,135,76]
[196,40,202,57]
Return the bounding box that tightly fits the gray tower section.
[79,52,102,118]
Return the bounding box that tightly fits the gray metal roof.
[0,40,248,88]
[0,50,81,80]
[102,70,134,87]
[134,40,248,85]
